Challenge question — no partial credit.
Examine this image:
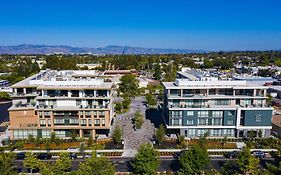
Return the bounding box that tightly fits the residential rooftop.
[163,79,268,89]
[11,70,113,89]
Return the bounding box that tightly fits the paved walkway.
[112,96,155,157]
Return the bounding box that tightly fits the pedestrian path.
[112,96,155,151]
[121,149,137,157]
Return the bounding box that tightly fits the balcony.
[82,105,109,109]
[19,123,37,127]
[14,102,35,108]
[37,104,57,109]
[168,103,207,108]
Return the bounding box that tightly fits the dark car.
[252,151,265,158]
[70,153,77,159]
[13,167,22,173]
[224,151,239,159]
[15,152,26,160]
[37,153,52,160]
[173,150,187,159]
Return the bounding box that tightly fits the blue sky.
[0,0,281,51]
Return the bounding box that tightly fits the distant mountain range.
[0,44,207,54]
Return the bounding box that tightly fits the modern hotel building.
[162,69,273,138]
[9,70,114,139]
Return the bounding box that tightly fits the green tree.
[0,153,17,175]
[178,135,187,149]
[153,64,161,80]
[0,92,11,101]
[155,124,165,145]
[50,132,56,142]
[134,110,144,129]
[178,144,210,174]
[122,97,131,110]
[199,132,209,150]
[275,59,281,67]
[145,93,157,106]
[265,162,281,175]
[27,134,35,144]
[119,74,139,98]
[87,135,94,147]
[70,129,77,141]
[220,161,238,175]
[53,153,72,174]
[132,143,159,175]
[204,59,214,68]
[23,152,40,173]
[80,142,85,157]
[236,147,260,174]
[76,152,115,175]
[112,125,122,146]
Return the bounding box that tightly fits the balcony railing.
[14,102,35,108]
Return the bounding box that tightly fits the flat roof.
[162,79,268,89]
[11,70,112,89]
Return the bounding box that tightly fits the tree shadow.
[145,108,165,128]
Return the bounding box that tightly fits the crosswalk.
[117,116,133,120]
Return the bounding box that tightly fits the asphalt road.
[13,157,275,173]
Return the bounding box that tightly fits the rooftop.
[163,79,268,89]
[12,70,113,89]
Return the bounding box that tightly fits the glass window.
[76,100,82,106]
[187,119,193,125]
[54,118,64,124]
[171,118,182,126]
[244,99,252,105]
[44,111,50,116]
[102,119,105,126]
[214,99,230,105]
[213,118,222,125]
[185,100,193,107]
[197,129,207,137]
[212,111,223,118]
[42,130,51,138]
[186,111,194,116]
[94,119,100,126]
[13,129,37,139]
[198,111,208,117]
[223,129,235,137]
[69,118,79,124]
[99,111,105,117]
[170,111,182,118]
[81,119,87,126]
[88,119,92,126]
[188,129,196,137]
[40,119,46,126]
[55,130,65,138]
[198,118,208,125]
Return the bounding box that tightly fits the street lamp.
[122,124,125,138]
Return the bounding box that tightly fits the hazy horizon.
[1,0,281,51]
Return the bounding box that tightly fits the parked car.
[173,150,187,160]
[70,153,77,159]
[83,154,92,159]
[252,151,265,158]
[37,153,52,160]
[83,153,101,159]
[224,151,239,159]
[15,152,26,160]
